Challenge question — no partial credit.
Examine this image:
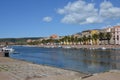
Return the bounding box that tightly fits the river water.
[10,46,120,74]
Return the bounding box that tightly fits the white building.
[111,26,120,45]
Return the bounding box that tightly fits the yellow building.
[81,29,99,45]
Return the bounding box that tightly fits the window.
[113,36,115,40]
[117,35,119,40]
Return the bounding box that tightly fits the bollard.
[4,51,10,57]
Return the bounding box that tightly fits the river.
[10,46,120,74]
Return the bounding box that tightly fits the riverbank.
[27,44,120,49]
[0,57,120,80]
[0,57,87,80]
[74,45,120,49]
[82,70,120,80]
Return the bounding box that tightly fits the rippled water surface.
[10,46,120,74]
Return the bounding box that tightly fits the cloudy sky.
[0,0,120,38]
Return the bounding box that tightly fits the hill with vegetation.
[0,37,43,45]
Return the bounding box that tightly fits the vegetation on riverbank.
[0,30,116,46]
[27,32,112,45]
[0,37,43,45]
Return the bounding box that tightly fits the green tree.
[70,36,75,44]
[78,38,81,44]
[82,35,87,45]
[106,32,112,44]
[92,34,99,45]
[88,35,92,45]
[74,36,78,44]
[41,39,47,44]
[99,32,105,45]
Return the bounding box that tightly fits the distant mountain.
[0,37,43,43]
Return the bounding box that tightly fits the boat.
[57,45,62,48]
[101,47,106,50]
[62,46,71,49]
[2,47,14,53]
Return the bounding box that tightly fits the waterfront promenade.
[0,57,87,80]
[37,44,120,49]
[82,70,120,80]
[0,57,120,80]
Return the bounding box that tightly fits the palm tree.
[74,36,78,45]
[70,36,75,45]
[88,35,92,45]
[92,34,99,45]
[99,32,105,45]
[67,36,71,44]
[62,36,66,45]
[106,32,112,44]
[78,38,82,45]
[59,38,64,45]
[62,36,70,45]
[82,35,87,45]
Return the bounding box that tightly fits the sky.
[0,0,120,38]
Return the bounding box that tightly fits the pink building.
[111,26,120,45]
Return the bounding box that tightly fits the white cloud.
[43,16,52,22]
[100,1,113,9]
[100,1,120,19]
[57,0,120,24]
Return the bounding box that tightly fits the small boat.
[2,47,14,53]
[63,46,71,49]
[57,45,62,48]
[101,47,106,50]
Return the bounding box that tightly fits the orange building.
[50,34,58,39]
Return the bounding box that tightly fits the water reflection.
[10,46,120,74]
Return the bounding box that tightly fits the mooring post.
[4,51,10,57]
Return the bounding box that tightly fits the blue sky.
[0,0,120,38]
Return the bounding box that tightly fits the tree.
[82,35,87,45]
[74,36,78,44]
[99,32,105,45]
[41,39,47,44]
[92,34,99,45]
[70,36,75,44]
[59,38,64,45]
[88,35,92,45]
[64,36,69,45]
[78,38,82,45]
[106,32,112,44]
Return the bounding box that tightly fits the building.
[100,26,120,45]
[50,34,59,39]
[81,29,100,45]
[110,26,120,45]
[26,39,32,43]
[99,27,112,45]
[81,30,91,37]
